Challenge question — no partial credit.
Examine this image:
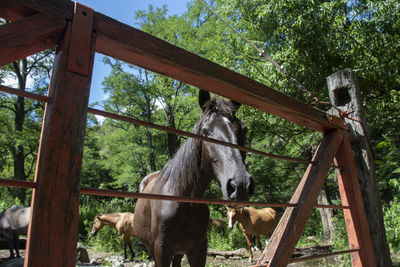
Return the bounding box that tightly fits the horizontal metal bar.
[0,179,350,209]
[88,107,314,164]
[0,84,50,102]
[0,178,37,189]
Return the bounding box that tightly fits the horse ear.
[199,90,210,111]
[230,100,241,115]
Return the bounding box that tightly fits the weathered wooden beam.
[24,4,94,267]
[334,131,377,267]
[0,13,66,67]
[93,12,343,133]
[258,129,343,266]
[0,0,73,21]
[0,0,36,21]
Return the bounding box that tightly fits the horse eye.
[202,128,210,137]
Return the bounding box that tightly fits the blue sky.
[77,0,190,106]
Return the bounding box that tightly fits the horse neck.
[235,208,250,224]
[99,213,121,227]
[160,136,210,196]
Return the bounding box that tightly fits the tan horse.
[226,207,278,262]
[91,212,135,261]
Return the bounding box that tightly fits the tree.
[0,50,53,204]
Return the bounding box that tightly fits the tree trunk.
[164,102,179,158]
[144,95,156,172]
[310,143,335,242]
[327,69,392,267]
[317,186,334,242]
[12,60,28,204]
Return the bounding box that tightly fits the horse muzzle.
[90,230,98,236]
[226,176,254,201]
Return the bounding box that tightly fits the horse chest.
[155,203,209,244]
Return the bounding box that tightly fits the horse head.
[226,207,240,230]
[90,214,104,236]
[198,90,254,201]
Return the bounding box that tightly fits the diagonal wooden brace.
[335,130,377,267]
[257,129,343,266]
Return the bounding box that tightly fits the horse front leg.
[154,239,174,267]
[242,231,253,263]
[172,254,183,267]
[127,240,135,261]
[187,238,207,267]
[123,242,128,261]
[122,235,135,261]
[4,230,15,259]
[13,231,20,258]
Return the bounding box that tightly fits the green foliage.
[384,197,400,252]
[207,225,245,251]
[375,135,400,201]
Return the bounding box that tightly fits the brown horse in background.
[227,206,279,262]
[208,218,227,234]
[91,212,135,261]
[134,90,254,267]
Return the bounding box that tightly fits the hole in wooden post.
[332,86,351,106]
[82,11,87,16]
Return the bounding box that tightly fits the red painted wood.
[0,13,66,67]
[334,131,377,267]
[24,8,95,267]
[67,3,94,75]
[0,0,36,21]
[0,0,73,21]
[258,129,343,266]
[93,12,344,133]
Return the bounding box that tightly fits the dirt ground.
[1,248,343,267]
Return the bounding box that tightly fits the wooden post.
[24,3,94,267]
[327,69,389,266]
[258,129,343,266]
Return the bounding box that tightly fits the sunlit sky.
[77,0,190,106]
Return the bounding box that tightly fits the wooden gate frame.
[0,1,376,266]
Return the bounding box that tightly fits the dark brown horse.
[134,90,254,267]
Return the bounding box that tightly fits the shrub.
[384,197,400,252]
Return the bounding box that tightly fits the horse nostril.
[248,177,255,196]
[227,179,237,199]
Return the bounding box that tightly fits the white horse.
[0,205,30,259]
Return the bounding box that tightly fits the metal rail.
[0,178,350,209]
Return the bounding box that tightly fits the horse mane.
[158,98,238,194]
